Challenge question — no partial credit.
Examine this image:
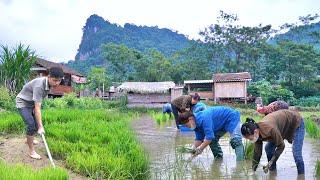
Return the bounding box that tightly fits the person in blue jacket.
[162,103,173,117]
[179,106,244,161]
[192,102,207,113]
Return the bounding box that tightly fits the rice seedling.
[150,111,173,124]
[0,109,148,179]
[0,160,68,180]
[305,117,320,138]
[243,140,254,160]
[316,160,320,177]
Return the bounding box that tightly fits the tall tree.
[199,11,273,80]
[0,44,37,94]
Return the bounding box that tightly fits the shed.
[213,72,252,104]
[31,58,86,97]
[184,80,214,100]
[117,81,181,108]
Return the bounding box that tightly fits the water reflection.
[132,116,319,180]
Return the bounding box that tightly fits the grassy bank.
[0,109,149,179]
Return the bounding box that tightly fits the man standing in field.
[16,67,64,159]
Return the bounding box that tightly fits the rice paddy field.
[0,108,149,179]
[1,101,320,179]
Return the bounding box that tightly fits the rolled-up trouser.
[18,107,38,136]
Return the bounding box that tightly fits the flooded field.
[132,116,320,180]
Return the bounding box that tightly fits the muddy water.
[132,116,320,180]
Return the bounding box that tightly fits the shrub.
[0,86,15,111]
[293,96,320,107]
[248,80,294,104]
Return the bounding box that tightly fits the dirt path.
[0,135,87,180]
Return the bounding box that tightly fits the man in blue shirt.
[179,106,244,161]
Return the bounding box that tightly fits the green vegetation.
[42,93,121,109]
[305,118,320,138]
[150,111,172,124]
[0,43,37,95]
[316,160,320,177]
[243,141,254,160]
[0,86,15,111]
[0,108,148,179]
[293,96,320,107]
[0,160,68,180]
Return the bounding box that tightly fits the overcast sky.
[0,0,319,62]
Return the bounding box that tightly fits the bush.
[0,86,15,111]
[248,80,294,104]
[293,96,320,107]
[42,94,122,109]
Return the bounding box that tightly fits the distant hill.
[75,14,191,61]
[271,21,320,50]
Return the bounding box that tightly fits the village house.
[117,81,183,108]
[31,58,86,97]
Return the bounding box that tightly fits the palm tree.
[0,43,37,95]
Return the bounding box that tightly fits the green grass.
[316,160,320,177]
[0,109,149,179]
[0,160,68,180]
[305,118,320,138]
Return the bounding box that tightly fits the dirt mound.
[0,135,86,180]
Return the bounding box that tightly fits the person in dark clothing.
[171,93,200,129]
[241,110,305,174]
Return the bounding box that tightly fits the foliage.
[87,67,109,91]
[244,141,254,160]
[75,14,190,61]
[42,93,122,109]
[67,12,320,99]
[0,161,68,180]
[0,86,15,111]
[293,96,320,107]
[150,111,173,124]
[305,118,320,138]
[0,43,37,95]
[0,109,149,179]
[248,80,294,104]
[316,160,320,177]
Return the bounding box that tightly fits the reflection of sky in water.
[132,117,320,180]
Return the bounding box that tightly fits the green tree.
[199,11,273,80]
[87,67,109,91]
[0,44,37,94]
[101,43,141,82]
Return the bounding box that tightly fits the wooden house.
[213,72,252,104]
[184,80,214,101]
[31,58,86,97]
[184,72,252,104]
[117,81,182,108]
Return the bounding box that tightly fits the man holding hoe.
[16,66,64,159]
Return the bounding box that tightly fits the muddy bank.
[0,135,86,180]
